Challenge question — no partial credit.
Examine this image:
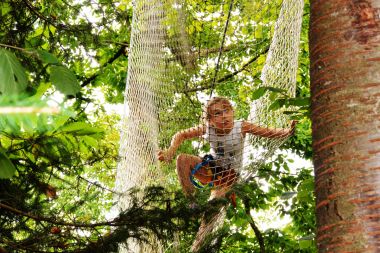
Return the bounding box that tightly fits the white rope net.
[115,0,304,251]
[244,0,304,180]
[114,1,169,252]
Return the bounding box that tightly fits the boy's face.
[208,102,234,131]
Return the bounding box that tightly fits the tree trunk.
[310,0,380,252]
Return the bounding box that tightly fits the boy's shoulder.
[234,120,245,126]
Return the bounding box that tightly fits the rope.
[210,0,235,97]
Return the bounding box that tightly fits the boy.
[158,97,295,200]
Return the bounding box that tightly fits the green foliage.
[214,154,316,253]
[0,49,28,95]
[0,149,16,179]
[250,86,288,100]
[283,117,313,159]
[35,49,60,64]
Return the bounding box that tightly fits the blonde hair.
[203,97,233,120]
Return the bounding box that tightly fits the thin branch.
[80,44,128,87]
[21,0,92,32]
[197,44,235,58]
[77,175,118,194]
[0,203,117,228]
[102,40,129,47]
[210,0,235,95]
[167,44,236,68]
[183,45,270,93]
[0,43,28,52]
[22,0,51,23]
[243,200,266,253]
[21,0,62,29]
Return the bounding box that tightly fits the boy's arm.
[242,120,296,138]
[158,124,205,162]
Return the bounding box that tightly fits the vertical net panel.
[115,0,194,252]
[115,0,165,208]
[114,0,171,252]
[243,0,304,178]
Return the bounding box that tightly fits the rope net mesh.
[115,0,304,251]
[244,0,304,180]
[114,1,170,252]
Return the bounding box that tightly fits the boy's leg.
[176,154,202,198]
[210,168,238,200]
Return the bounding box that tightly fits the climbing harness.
[190,155,217,188]
[190,155,234,189]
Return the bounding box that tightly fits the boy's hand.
[289,120,297,136]
[157,150,171,162]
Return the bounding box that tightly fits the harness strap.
[190,155,214,189]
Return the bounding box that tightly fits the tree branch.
[20,0,68,30]
[21,0,93,32]
[243,200,266,253]
[80,44,128,87]
[183,45,270,93]
[0,202,118,228]
[0,43,28,52]
[22,0,53,24]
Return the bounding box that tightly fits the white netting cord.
[114,0,169,252]
[115,0,165,207]
[244,0,304,175]
[191,206,226,252]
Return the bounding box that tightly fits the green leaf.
[287,97,310,107]
[251,86,287,101]
[0,49,28,95]
[1,3,11,16]
[31,82,51,99]
[265,86,287,94]
[49,25,57,35]
[0,151,16,179]
[268,100,281,111]
[1,115,21,134]
[32,27,44,37]
[82,136,98,147]
[251,87,267,100]
[36,50,60,64]
[299,178,314,192]
[53,115,71,130]
[297,178,314,201]
[41,42,49,50]
[257,54,266,65]
[299,239,313,249]
[255,25,263,38]
[21,114,37,133]
[50,65,80,96]
[43,27,50,38]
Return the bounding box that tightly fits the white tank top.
[203,120,244,169]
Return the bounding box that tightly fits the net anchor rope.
[210,0,235,97]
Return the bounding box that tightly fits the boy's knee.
[176,153,194,165]
[176,153,185,161]
[176,153,186,165]
[176,154,201,174]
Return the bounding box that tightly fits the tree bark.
[310,0,380,252]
